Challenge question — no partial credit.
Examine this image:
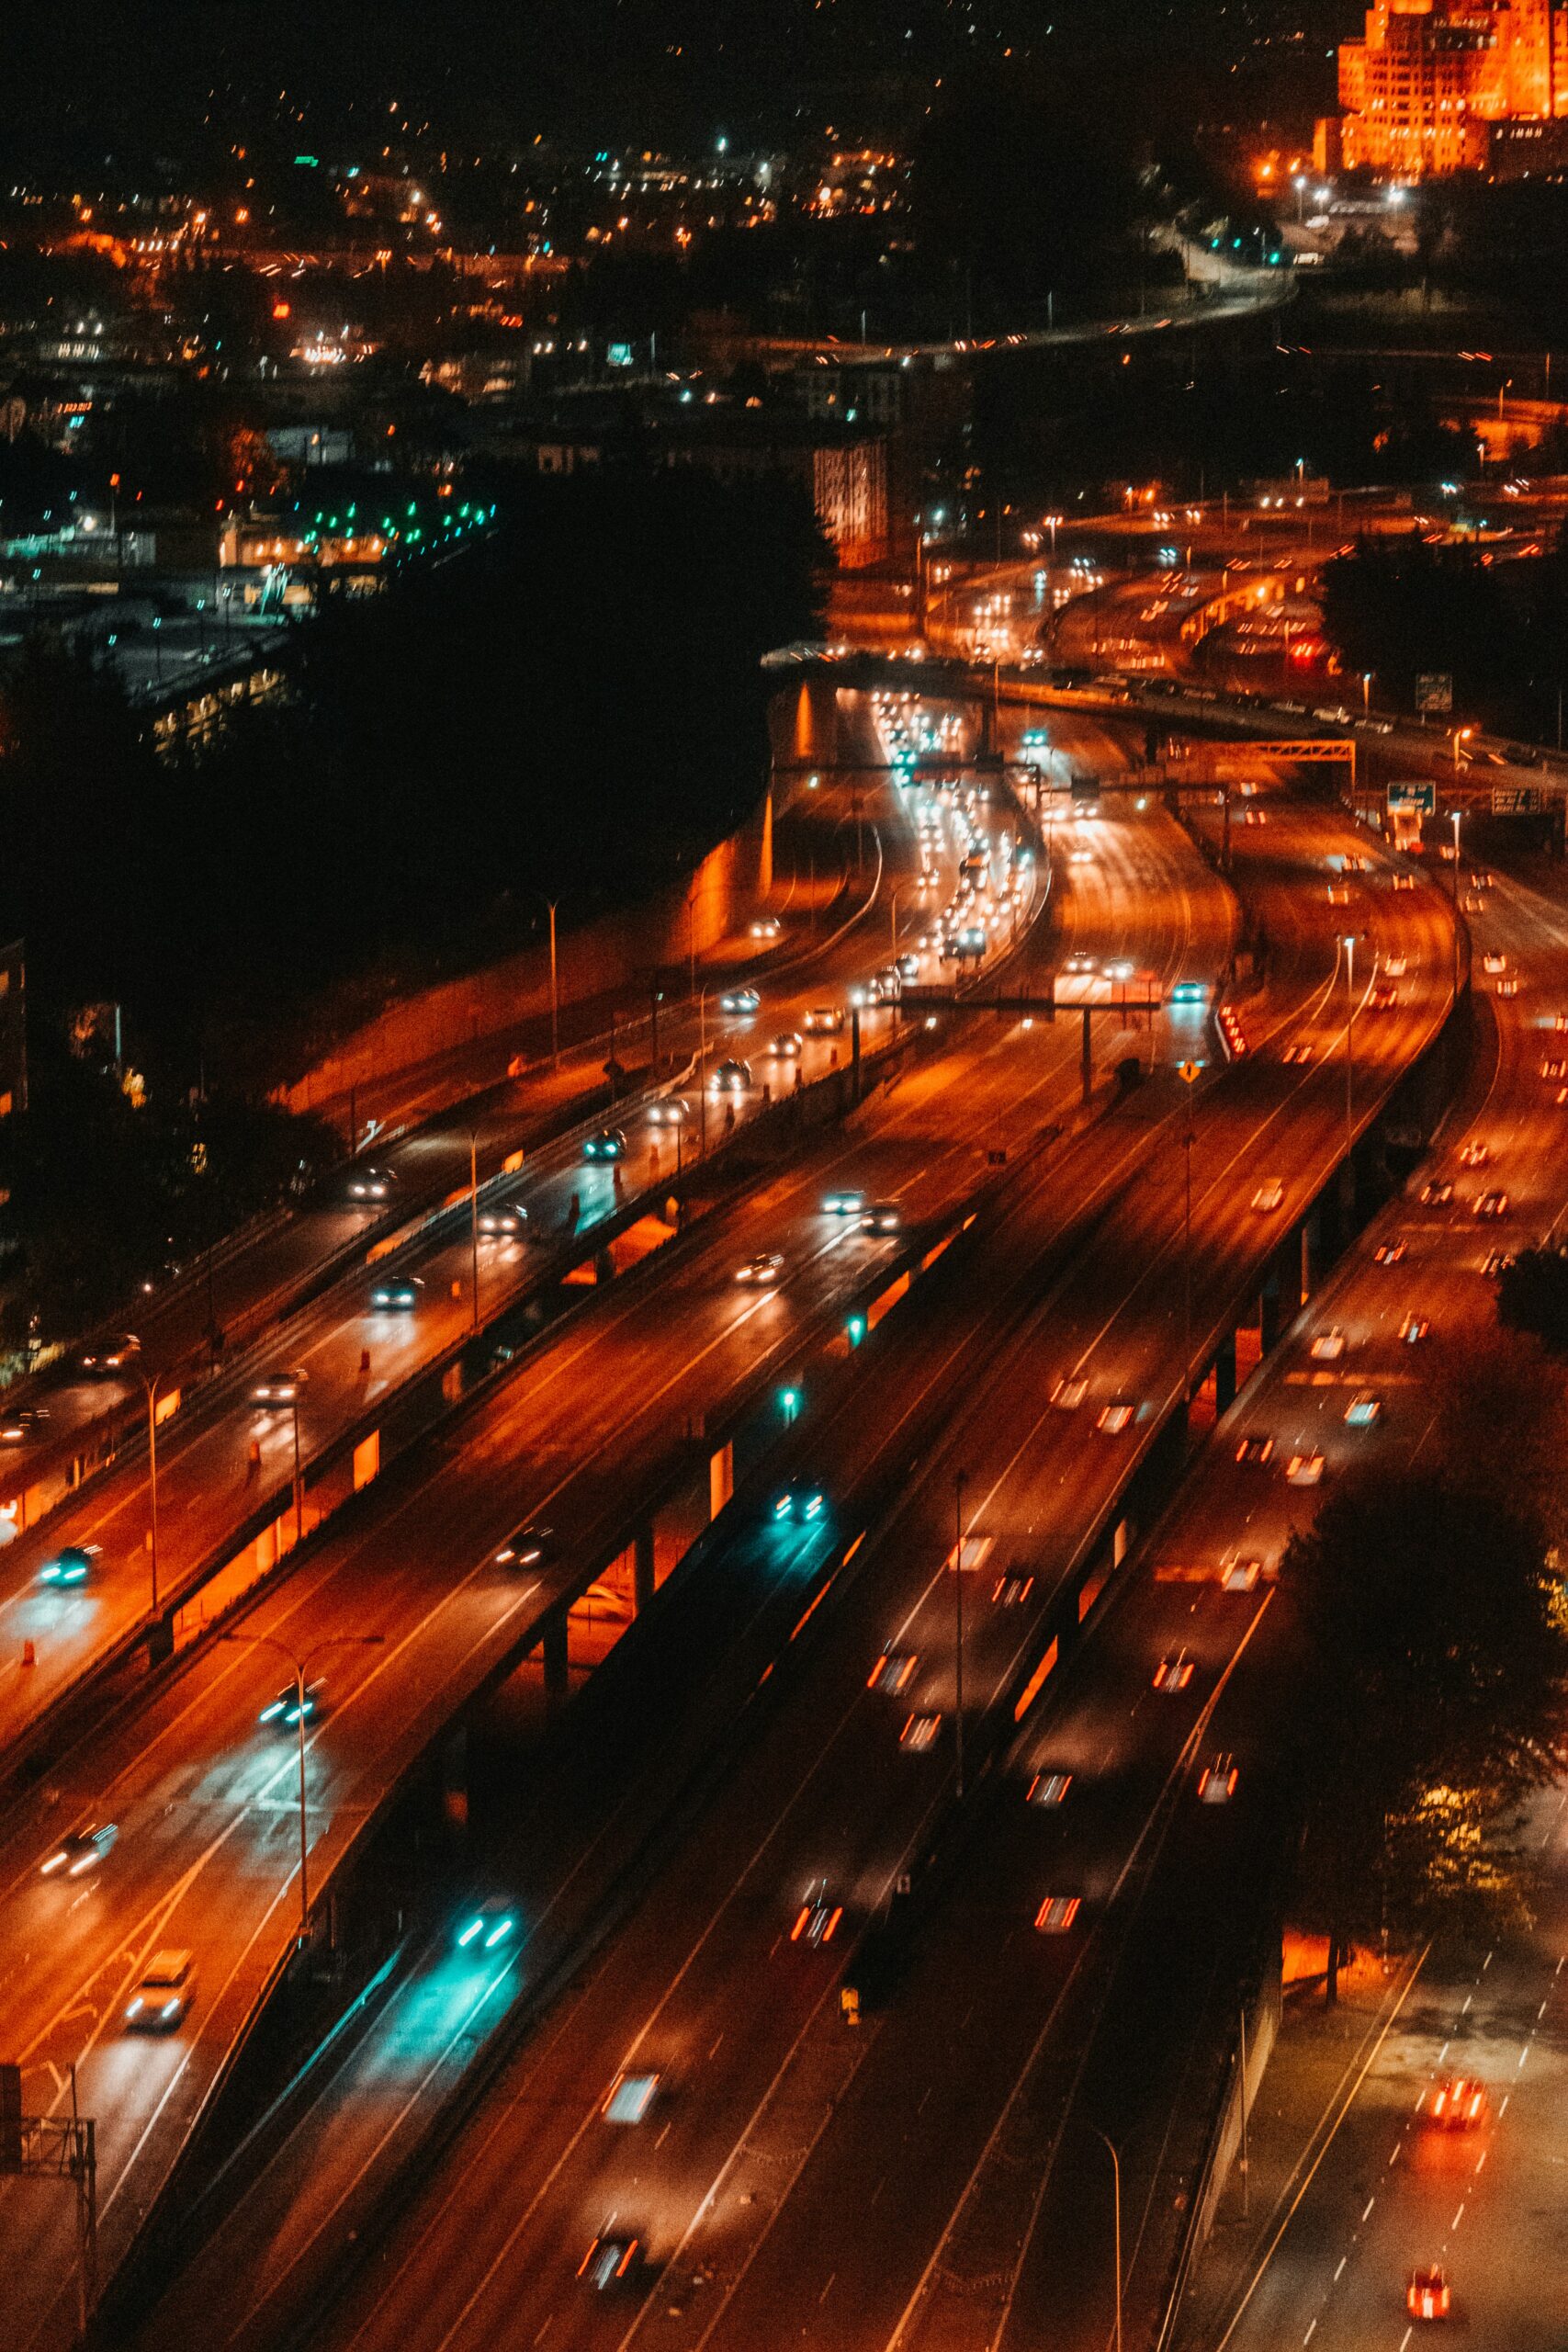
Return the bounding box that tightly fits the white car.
[1251,1181,1285,1214]
[1309,1329,1347,1363]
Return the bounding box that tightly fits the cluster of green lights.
[296,499,499,555]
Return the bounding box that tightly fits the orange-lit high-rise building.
[1325,0,1568,176]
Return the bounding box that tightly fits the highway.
[156,789,1457,2352]
[0,704,1216,2348]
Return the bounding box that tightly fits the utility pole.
[953,1470,968,1800]
[468,1130,480,1335]
[1092,2128,1122,2352]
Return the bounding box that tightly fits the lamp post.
[1339,933,1358,1172]
[221,1631,384,1945]
[1178,1059,1202,1397]
[698,989,709,1159]
[534,896,560,1069]
[1091,2127,1123,2352]
[140,1372,165,1615]
[953,1469,968,1801]
[1450,808,1462,1004]
[468,1129,480,1335]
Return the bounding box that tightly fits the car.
[1406,2267,1450,2322]
[770,1031,804,1059]
[1383,955,1408,978]
[1370,985,1399,1012]
[38,1544,97,1588]
[455,1901,517,1953]
[719,986,761,1016]
[346,1165,396,1202]
[39,1823,118,1878]
[1470,869,1495,888]
[580,2233,641,2291]
[251,1367,307,1407]
[868,1650,919,1695]
[899,1712,943,1752]
[804,1006,844,1035]
[897,952,920,981]
[604,2070,662,2124]
[1282,1042,1314,1066]
[478,1204,527,1238]
[1309,1329,1347,1363]
[582,1128,627,1162]
[1483,952,1507,976]
[1543,1060,1568,1082]
[1496,977,1519,998]
[772,1483,825,1524]
[1198,1754,1239,1804]
[1374,1239,1407,1265]
[81,1331,141,1375]
[1326,884,1350,906]
[1251,1180,1285,1213]
[0,1406,48,1444]
[1097,1403,1135,1435]
[1344,1393,1383,1428]
[993,1569,1034,1608]
[1027,1770,1073,1808]
[648,1096,690,1128]
[736,1252,785,1287]
[791,1878,842,1945]
[124,1949,195,2031]
[1482,1248,1517,1276]
[1428,2076,1485,2128]
[1421,1179,1453,1207]
[1473,1189,1508,1219]
[1033,1894,1081,1934]
[860,1201,902,1236]
[1287,1451,1325,1486]
[1401,1313,1432,1343]
[1461,891,1485,914]
[749,916,783,941]
[1235,1434,1275,1467]
[258,1678,326,1729]
[369,1273,423,1310]
[1153,1653,1196,1692]
[1064,953,1096,976]
[822,1188,868,1217]
[710,1057,751,1094]
[1392,870,1417,889]
[494,1523,555,1568]
[1221,1556,1264,1593]
[1052,1377,1089,1410]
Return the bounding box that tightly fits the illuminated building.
[1325,0,1568,176]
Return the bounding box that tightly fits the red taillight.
[791,1909,808,1942]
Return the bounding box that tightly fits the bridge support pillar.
[1081,1007,1093,1103]
[543,1615,570,1701]
[1300,1216,1315,1305]
[1214,1332,1237,1417]
[1260,1279,1282,1356]
[634,1524,656,1614]
[442,1724,468,1832]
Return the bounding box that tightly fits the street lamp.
[1338,933,1359,1171]
[953,1469,968,1801]
[534,895,561,1069]
[1178,1059,1202,1396]
[221,1631,384,1945]
[1451,725,1474,769]
[139,1371,166,1614]
[1450,807,1463,1003]
[1091,2127,1123,2352]
[468,1128,481,1335]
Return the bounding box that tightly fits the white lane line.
[1361,2196,1375,2222]
[1451,2202,1465,2231]
[1387,2143,1400,2166]
[818,2274,837,2307]
[1474,2150,1487,2177]
[1517,2045,1530,2070]
[1499,2093,1511,2117]
[1303,2323,1316,2346]
[1334,2257,1347,2281]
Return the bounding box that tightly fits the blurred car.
[1198,1754,1239,1805]
[1344,1393,1383,1428]
[494,1524,554,1568]
[1371,985,1399,1012]
[993,1571,1034,1606]
[1483,952,1507,976]
[0,1406,48,1444]
[1033,1894,1081,1934]
[648,1097,689,1128]
[1383,954,1408,978]
[81,1331,141,1375]
[478,1204,527,1238]
[822,1188,868,1217]
[770,1031,804,1060]
[1153,1653,1195,1692]
[1063,953,1096,976]
[1482,1249,1517,1277]
[804,1006,844,1035]
[604,2070,661,2124]
[346,1165,396,1202]
[1406,2267,1450,2322]
[38,1544,97,1588]
[1309,1329,1347,1363]
[749,917,783,942]
[896,952,920,981]
[455,1901,517,1953]
[1251,1180,1285,1213]
[369,1273,423,1310]
[39,1823,118,1878]
[1235,1434,1275,1467]
[1495,977,1519,998]
[899,1712,942,1752]
[868,1650,919,1696]
[1459,1140,1491,1168]
[1097,1403,1135,1435]
[1027,1770,1073,1808]
[710,1058,751,1094]
[791,1879,842,1945]
[1374,1239,1407,1265]
[1421,1179,1453,1207]
[124,1949,195,2031]
[1287,1451,1325,1486]
[736,1252,784,1287]
[772,1483,825,1524]
[1473,1189,1508,1219]
[1429,2076,1485,2128]
[719,987,761,1016]
[258,1678,326,1729]
[583,1128,627,1162]
[1282,1042,1314,1066]
[1052,1377,1089,1410]
[1221,1556,1263,1594]
[1401,1313,1432,1343]
[860,1201,902,1236]
[251,1368,306,1407]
